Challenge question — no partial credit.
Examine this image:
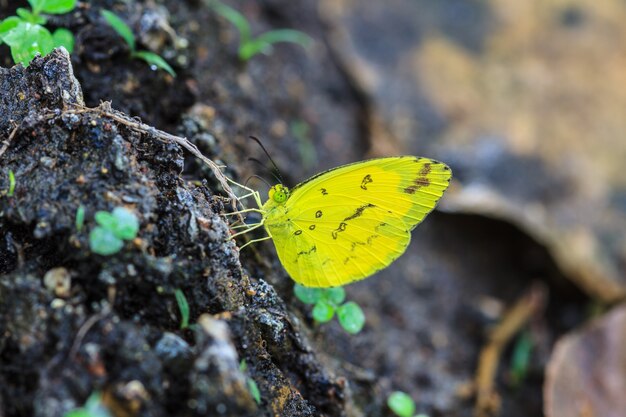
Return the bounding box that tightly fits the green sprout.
[75,204,85,232]
[89,207,139,256]
[294,284,365,334]
[100,10,176,77]
[0,0,76,66]
[174,288,190,329]
[509,330,533,386]
[240,360,261,404]
[387,391,428,417]
[210,1,312,61]
[7,170,16,197]
[64,392,112,417]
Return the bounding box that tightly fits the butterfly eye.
[269,185,289,203]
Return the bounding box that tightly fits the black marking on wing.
[343,255,357,265]
[404,162,432,194]
[349,233,380,252]
[343,203,375,222]
[294,230,303,235]
[360,174,373,190]
[331,222,348,240]
[320,188,328,195]
[296,245,317,261]
[309,224,316,230]
[315,210,323,218]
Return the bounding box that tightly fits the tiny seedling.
[210,1,312,61]
[89,207,139,256]
[240,360,261,404]
[174,288,190,329]
[294,284,365,334]
[6,170,16,197]
[75,204,85,232]
[509,330,533,386]
[0,0,76,66]
[100,10,176,77]
[64,392,112,417]
[387,391,428,417]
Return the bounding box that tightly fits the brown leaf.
[545,304,626,417]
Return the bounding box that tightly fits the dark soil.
[0,1,589,417]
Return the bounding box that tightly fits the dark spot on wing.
[309,224,316,230]
[343,203,375,222]
[294,230,302,235]
[331,222,347,240]
[343,255,357,265]
[296,245,317,261]
[360,174,373,190]
[319,188,328,195]
[404,162,432,194]
[315,210,323,218]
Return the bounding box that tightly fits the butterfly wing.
[264,156,451,287]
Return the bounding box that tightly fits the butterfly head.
[268,184,290,204]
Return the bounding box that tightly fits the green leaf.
[16,8,45,24]
[247,378,261,404]
[94,211,116,229]
[510,330,533,385]
[238,38,268,61]
[312,300,335,323]
[336,302,365,334]
[239,360,261,405]
[3,22,54,66]
[27,0,46,14]
[7,170,16,197]
[64,392,113,417]
[294,284,322,304]
[110,207,139,240]
[52,28,74,52]
[133,50,176,77]
[174,288,190,329]
[0,17,22,40]
[324,287,346,305]
[101,9,135,51]
[387,391,416,417]
[39,0,77,14]
[239,29,312,61]
[89,227,124,255]
[75,205,85,232]
[211,1,251,44]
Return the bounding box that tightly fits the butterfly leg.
[225,177,264,207]
[237,235,272,250]
[229,219,266,240]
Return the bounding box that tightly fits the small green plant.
[509,330,533,386]
[387,391,428,417]
[6,170,16,197]
[100,9,176,77]
[75,204,85,232]
[89,207,139,256]
[64,392,112,417]
[294,284,365,334]
[240,360,261,404]
[0,0,76,66]
[174,288,190,329]
[210,1,312,61]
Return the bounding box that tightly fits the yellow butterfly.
[231,156,451,287]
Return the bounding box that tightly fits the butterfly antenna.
[248,157,283,185]
[249,136,285,185]
[244,174,271,189]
